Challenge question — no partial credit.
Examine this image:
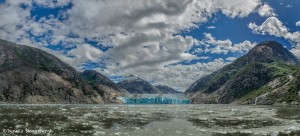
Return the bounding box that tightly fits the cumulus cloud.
[0,0,31,42]
[207,26,216,29]
[248,17,289,37]
[248,17,300,58]
[296,21,300,27]
[62,0,262,71]
[32,0,71,8]
[285,4,292,8]
[108,58,231,91]
[193,33,256,54]
[66,44,103,67]
[257,3,276,17]
[215,0,261,18]
[226,57,237,61]
[0,0,264,90]
[152,58,231,91]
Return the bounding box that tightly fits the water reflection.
[275,106,300,120]
[0,104,299,136]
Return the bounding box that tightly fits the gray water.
[0,104,300,136]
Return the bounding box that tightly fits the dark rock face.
[185,41,300,104]
[117,76,162,94]
[81,70,127,103]
[155,85,181,94]
[236,41,300,66]
[0,39,123,104]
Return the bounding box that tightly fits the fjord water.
[0,105,300,136]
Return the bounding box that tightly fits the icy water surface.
[0,104,300,136]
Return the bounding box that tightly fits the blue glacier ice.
[117,94,190,104]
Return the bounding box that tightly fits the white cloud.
[257,4,276,17]
[152,58,230,90]
[198,56,210,60]
[248,17,300,58]
[248,17,289,37]
[207,26,216,29]
[193,33,256,54]
[226,57,237,61]
[0,0,263,91]
[296,21,300,27]
[107,58,231,91]
[234,40,257,52]
[0,1,31,42]
[61,0,261,70]
[66,44,103,67]
[285,4,292,8]
[32,0,71,8]
[215,0,261,18]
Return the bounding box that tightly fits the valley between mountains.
[1,39,300,105]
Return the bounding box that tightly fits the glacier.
[117,94,190,104]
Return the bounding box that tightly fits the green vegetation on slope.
[238,61,300,103]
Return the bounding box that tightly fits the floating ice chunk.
[199,129,207,132]
[237,117,243,120]
[254,132,260,135]
[94,131,106,135]
[15,124,23,128]
[92,125,100,128]
[271,109,277,112]
[82,123,89,126]
[231,109,238,112]
[228,130,237,134]
[270,131,279,136]
[198,117,208,121]
[135,127,141,130]
[288,126,300,131]
[207,110,214,114]
[83,112,94,118]
[240,130,253,134]
[114,132,121,135]
[217,130,228,134]
[176,130,182,134]
[282,130,291,135]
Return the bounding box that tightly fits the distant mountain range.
[0,39,126,104]
[185,41,300,105]
[117,75,180,94]
[155,85,181,94]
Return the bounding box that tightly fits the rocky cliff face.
[185,41,300,104]
[155,85,181,94]
[117,75,162,94]
[0,39,124,104]
[81,70,127,103]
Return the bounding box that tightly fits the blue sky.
[0,0,300,91]
[182,0,300,63]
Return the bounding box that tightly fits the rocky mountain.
[155,85,182,94]
[80,70,127,103]
[0,39,124,104]
[185,41,300,105]
[117,75,162,94]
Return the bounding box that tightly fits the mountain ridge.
[155,85,182,94]
[185,41,300,104]
[117,75,162,94]
[0,39,124,104]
